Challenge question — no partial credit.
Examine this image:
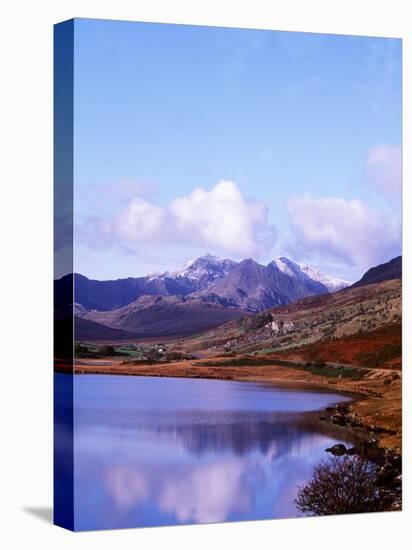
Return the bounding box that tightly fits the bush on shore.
[295,456,385,515]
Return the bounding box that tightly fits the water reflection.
[72,375,353,530]
[137,414,345,457]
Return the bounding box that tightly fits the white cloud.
[366,144,401,196]
[158,460,253,523]
[169,181,273,256]
[96,180,275,258]
[104,466,149,509]
[112,198,166,242]
[287,195,401,268]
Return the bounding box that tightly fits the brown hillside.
[181,279,401,357]
[269,324,401,370]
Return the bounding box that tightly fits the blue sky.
[73,18,402,281]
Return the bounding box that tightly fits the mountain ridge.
[56,254,351,313]
[70,254,401,341]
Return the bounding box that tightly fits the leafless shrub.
[295,456,383,516]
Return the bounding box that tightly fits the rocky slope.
[186,278,401,357]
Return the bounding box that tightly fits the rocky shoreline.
[322,402,402,511]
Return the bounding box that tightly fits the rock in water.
[325,444,347,456]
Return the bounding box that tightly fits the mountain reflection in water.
[63,374,353,530]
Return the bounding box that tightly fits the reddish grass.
[273,324,401,370]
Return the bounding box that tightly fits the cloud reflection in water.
[73,376,353,529]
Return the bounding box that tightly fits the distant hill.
[78,294,246,339]
[352,256,402,288]
[74,317,140,341]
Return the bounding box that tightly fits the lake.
[66,374,352,530]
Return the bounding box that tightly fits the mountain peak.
[184,253,222,269]
[239,258,260,266]
[167,254,238,290]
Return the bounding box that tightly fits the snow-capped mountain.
[196,258,324,312]
[66,255,350,316]
[273,257,351,293]
[298,264,351,292]
[166,254,238,290]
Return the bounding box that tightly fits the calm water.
[66,375,352,530]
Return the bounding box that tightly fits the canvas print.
[54,18,402,531]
